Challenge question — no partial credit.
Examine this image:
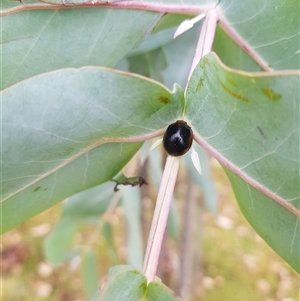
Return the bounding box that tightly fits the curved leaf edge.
[189,52,300,217]
[100,265,180,300]
[2,65,175,93]
[1,2,215,17]
[1,66,185,204]
[223,166,300,273]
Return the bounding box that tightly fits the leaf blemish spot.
[33,186,40,192]
[257,126,265,138]
[159,96,171,104]
[227,78,236,86]
[262,88,282,101]
[202,58,209,65]
[218,78,249,102]
[196,78,204,91]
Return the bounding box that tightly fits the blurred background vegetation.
[1,152,298,301]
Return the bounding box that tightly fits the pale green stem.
[143,155,180,282]
[185,9,218,92]
[143,9,218,283]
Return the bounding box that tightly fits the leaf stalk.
[142,155,179,282]
[185,9,218,92]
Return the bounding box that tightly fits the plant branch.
[1,1,215,17]
[177,173,194,299]
[142,155,180,282]
[185,9,218,93]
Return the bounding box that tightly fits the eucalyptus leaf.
[90,289,101,301]
[99,266,181,301]
[38,0,217,6]
[224,166,300,273]
[62,181,115,218]
[44,181,115,264]
[1,8,161,89]
[128,47,168,82]
[44,217,80,265]
[2,0,299,290]
[121,186,144,269]
[212,26,263,72]
[99,268,147,301]
[80,249,100,299]
[102,222,119,265]
[1,68,185,233]
[152,13,193,34]
[145,282,181,301]
[162,22,201,89]
[126,15,201,89]
[186,53,299,271]
[107,265,135,278]
[219,0,299,70]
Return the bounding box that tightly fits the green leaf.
[128,27,176,57]
[99,268,147,301]
[81,249,100,299]
[162,22,201,89]
[2,7,160,89]
[151,13,193,34]
[99,266,180,301]
[44,217,80,264]
[107,265,134,278]
[219,0,299,70]
[122,186,144,269]
[44,181,115,264]
[128,47,168,82]
[127,16,201,89]
[186,53,299,271]
[212,26,263,72]
[90,289,101,301]
[102,222,119,264]
[1,68,185,233]
[62,181,115,218]
[36,0,217,6]
[224,166,300,273]
[145,282,180,301]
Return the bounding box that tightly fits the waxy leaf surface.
[186,53,299,271]
[2,0,299,275]
[1,68,184,233]
[98,266,180,301]
[1,7,160,89]
[219,0,299,70]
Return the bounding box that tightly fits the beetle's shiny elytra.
[163,120,193,156]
